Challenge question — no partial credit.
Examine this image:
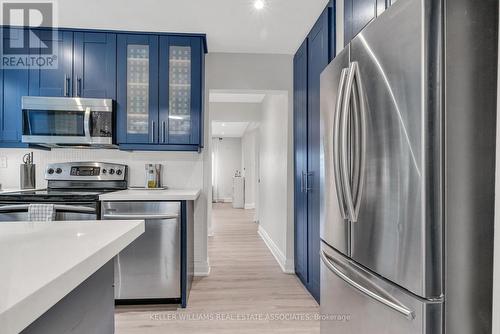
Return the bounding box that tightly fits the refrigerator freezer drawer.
[320,242,442,334]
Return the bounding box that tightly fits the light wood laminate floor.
[115,203,319,334]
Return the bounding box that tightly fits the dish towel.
[28,204,56,222]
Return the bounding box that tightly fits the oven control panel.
[45,162,127,181]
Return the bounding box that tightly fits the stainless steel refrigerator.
[319,0,498,333]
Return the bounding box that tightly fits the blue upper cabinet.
[0,27,206,151]
[28,30,73,97]
[344,0,393,45]
[29,30,116,98]
[116,34,159,145]
[118,34,204,151]
[73,32,116,99]
[1,28,29,145]
[159,36,202,146]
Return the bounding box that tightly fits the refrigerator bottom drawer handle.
[320,251,415,320]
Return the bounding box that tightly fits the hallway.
[115,203,319,334]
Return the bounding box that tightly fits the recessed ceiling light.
[222,123,225,126]
[254,0,265,10]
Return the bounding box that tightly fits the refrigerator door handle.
[333,68,349,219]
[340,63,357,221]
[320,250,415,320]
[351,62,367,222]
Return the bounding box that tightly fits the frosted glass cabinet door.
[117,35,159,144]
[159,36,202,145]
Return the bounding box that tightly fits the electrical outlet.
[0,157,7,168]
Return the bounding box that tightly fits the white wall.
[212,137,242,202]
[241,128,258,210]
[210,102,262,122]
[0,148,209,274]
[257,93,294,273]
[204,53,294,273]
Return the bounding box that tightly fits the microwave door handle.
[341,62,356,222]
[333,68,349,219]
[84,107,92,141]
[352,62,367,222]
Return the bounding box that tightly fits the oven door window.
[23,110,86,136]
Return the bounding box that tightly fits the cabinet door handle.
[64,75,70,97]
[77,77,82,97]
[301,171,306,193]
[305,172,313,192]
[151,121,156,143]
[162,121,166,143]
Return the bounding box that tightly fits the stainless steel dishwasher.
[101,201,181,301]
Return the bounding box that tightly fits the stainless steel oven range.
[0,162,127,221]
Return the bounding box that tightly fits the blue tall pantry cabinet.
[294,0,396,303]
[294,3,335,303]
[293,39,308,287]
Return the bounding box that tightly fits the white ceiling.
[55,0,329,54]
[212,121,249,137]
[210,92,266,103]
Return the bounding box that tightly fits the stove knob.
[109,169,115,175]
[116,169,123,176]
[47,168,54,175]
[56,168,63,174]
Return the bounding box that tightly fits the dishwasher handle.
[102,213,179,220]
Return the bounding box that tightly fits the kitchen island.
[0,220,144,334]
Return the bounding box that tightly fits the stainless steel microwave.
[21,96,115,148]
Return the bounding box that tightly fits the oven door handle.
[84,107,92,141]
[0,204,96,213]
[54,204,96,213]
[0,204,30,212]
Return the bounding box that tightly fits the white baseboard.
[258,226,295,274]
[244,203,255,210]
[213,197,232,203]
[194,260,211,277]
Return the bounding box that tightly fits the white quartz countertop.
[0,220,145,334]
[99,188,201,201]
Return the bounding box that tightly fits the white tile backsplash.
[0,148,203,190]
